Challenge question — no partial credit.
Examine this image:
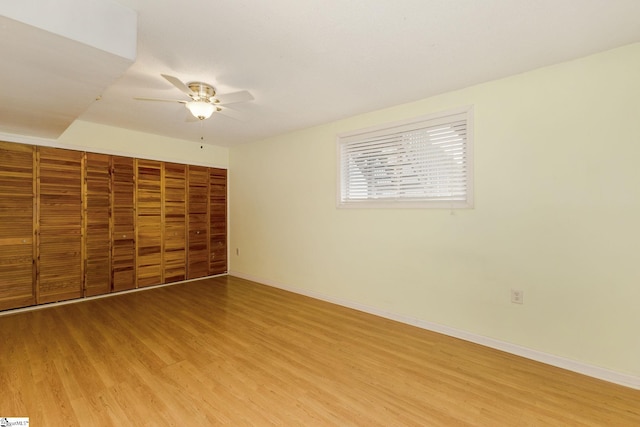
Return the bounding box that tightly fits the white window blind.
[338,106,473,208]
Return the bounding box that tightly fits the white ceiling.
[0,3,134,139]
[3,0,640,147]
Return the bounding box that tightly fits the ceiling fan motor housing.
[187,82,216,101]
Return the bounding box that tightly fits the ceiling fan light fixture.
[186,100,215,120]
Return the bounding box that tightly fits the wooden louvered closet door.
[84,153,111,296]
[187,165,209,279]
[37,147,84,304]
[111,156,136,291]
[209,168,227,275]
[136,159,163,287]
[0,142,36,310]
[163,163,186,283]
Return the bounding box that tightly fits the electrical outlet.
[511,289,524,304]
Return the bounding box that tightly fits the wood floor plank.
[0,275,638,426]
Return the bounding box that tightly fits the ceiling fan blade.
[134,97,187,104]
[161,74,193,96]
[216,105,246,121]
[216,90,254,105]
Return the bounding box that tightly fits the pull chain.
[200,119,204,148]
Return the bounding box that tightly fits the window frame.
[336,106,474,209]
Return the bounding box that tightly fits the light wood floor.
[0,276,638,426]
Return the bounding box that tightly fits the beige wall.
[55,120,228,168]
[229,43,640,379]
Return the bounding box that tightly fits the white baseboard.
[229,270,640,390]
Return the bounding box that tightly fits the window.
[337,106,473,208]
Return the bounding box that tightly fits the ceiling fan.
[135,74,254,120]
